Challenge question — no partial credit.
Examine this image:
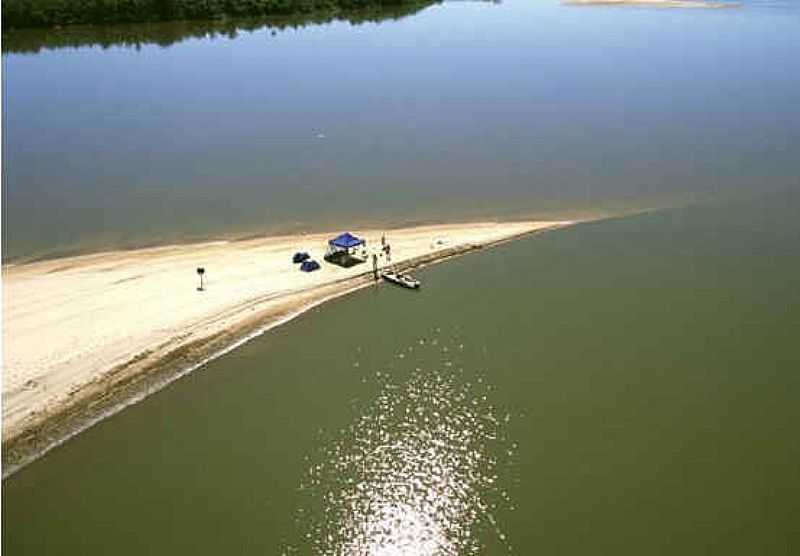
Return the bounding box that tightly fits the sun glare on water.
[293,336,515,556]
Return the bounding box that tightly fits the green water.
[4,196,799,554]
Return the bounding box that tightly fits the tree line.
[3,0,435,29]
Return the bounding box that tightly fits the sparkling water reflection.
[296,336,515,555]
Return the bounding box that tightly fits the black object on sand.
[197,267,206,291]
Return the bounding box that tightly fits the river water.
[3,195,800,553]
[3,0,798,261]
[3,0,800,554]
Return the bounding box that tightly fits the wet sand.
[2,220,574,474]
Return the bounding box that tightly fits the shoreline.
[3,208,610,267]
[562,0,738,8]
[2,220,578,477]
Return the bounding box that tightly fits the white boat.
[381,270,420,289]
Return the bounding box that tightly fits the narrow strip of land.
[2,221,573,466]
[562,0,737,8]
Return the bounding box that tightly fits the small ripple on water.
[291,335,516,555]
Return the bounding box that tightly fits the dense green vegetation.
[2,1,437,50]
[2,0,437,30]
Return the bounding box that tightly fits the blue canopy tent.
[329,232,365,250]
[325,232,367,267]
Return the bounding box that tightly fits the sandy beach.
[2,220,573,471]
[562,0,737,8]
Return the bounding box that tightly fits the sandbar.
[2,220,573,475]
[562,0,738,8]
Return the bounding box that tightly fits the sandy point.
[562,0,739,8]
[2,220,577,473]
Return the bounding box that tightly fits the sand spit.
[562,0,738,8]
[2,220,573,476]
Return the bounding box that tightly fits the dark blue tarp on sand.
[300,260,320,272]
[329,232,364,249]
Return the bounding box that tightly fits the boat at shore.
[381,269,421,289]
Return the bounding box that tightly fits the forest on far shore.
[3,0,436,29]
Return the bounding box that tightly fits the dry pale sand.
[563,0,738,8]
[2,221,572,454]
